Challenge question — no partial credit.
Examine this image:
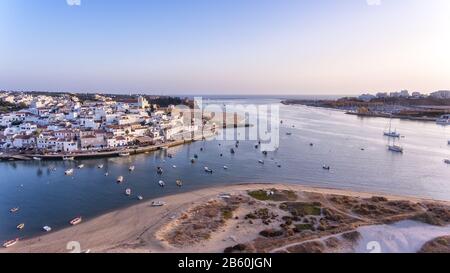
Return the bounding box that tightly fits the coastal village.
[0,91,211,159]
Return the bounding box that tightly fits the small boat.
[191,158,196,164]
[194,154,199,159]
[168,154,173,158]
[388,145,403,153]
[220,154,223,157]
[200,148,204,151]
[286,132,292,136]
[218,193,231,199]
[172,165,177,168]
[448,140,450,145]
[262,151,268,156]
[223,166,228,170]
[117,176,124,183]
[16,223,25,230]
[97,164,104,169]
[137,195,143,200]
[204,167,213,173]
[10,207,19,213]
[322,165,331,170]
[176,179,183,187]
[3,238,19,248]
[63,156,75,161]
[158,180,165,187]
[258,160,265,164]
[151,201,166,207]
[157,167,163,175]
[77,164,84,169]
[230,148,235,154]
[436,114,450,125]
[444,159,450,164]
[277,164,282,168]
[384,131,401,138]
[129,166,135,172]
[69,216,82,225]
[255,144,259,149]
[65,169,74,175]
[310,143,314,147]
[119,152,130,157]
[105,172,109,176]
[42,226,52,232]
[125,188,131,196]
[33,157,42,161]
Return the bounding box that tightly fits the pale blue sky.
[1,0,450,95]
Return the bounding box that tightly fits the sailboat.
[388,137,403,153]
[384,116,400,138]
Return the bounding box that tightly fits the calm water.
[1,98,450,242]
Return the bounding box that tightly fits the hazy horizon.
[1,0,450,95]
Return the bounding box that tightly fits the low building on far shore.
[430,90,450,99]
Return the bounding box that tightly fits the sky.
[1,0,450,95]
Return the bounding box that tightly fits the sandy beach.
[2,183,450,253]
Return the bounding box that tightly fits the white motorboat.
[105,172,109,176]
[436,114,450,125]
[218,193,231,199]
[65,169,74,175]
[158,180,165,187]
[119,152,130,157]
[97,164,104,169]
[70,216,82,225]
[129,166,135,172]
[258,160,265,164]
[125,188,131,196]
[172,165,177,168]
[77,164,84,169]
[33,157,42,161]
[63,156,75,161]
[10,207,19,213]
[16,223,25,230]
[117,176,124,183]
[3,238,19,248]
[137,195,143,200]
[204,167,213,173]
[223,166,229,170]
[151,201,166,207]
[176,179,183,187]
[42,226,52,232]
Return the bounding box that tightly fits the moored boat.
[3,238,19,248]
[69,216,82,225]
[77,164,84,169]
[65,169,74,175]
[388,145,404,153]
[176,179,183,187]
[444,159,450,164]
[16,223,25,230]
[42,226,52,232]
[258,160,265,164]
[322,165,331,170]
[158,180,165,187]
[151,201,166,207]
[204,166,213,173]
[137,195,143,200]
[10,207,19,213]
[129,166,135,172]
[97,164,104,169]
[33,157,42,161]
[117,176,124,183]
[119,152,130,157]
[63,156,75,161]
[125,188,131,196]
[436,114,450,125]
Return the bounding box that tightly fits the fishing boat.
[129,166,135,172]
[42,226,52,232]
[125,188,131,196]
[204,167,213,173]
[63,156,75,161]
[69,216,82,225]
[137,195,143,200]
[3,238,19,248]
[218,193,231,199]
[436,114,450,125]
[16,223,25,230]
[97,164,104,169]
[151,201,166,207]
[65,169,74,175]
[33,157,42,161]
[176,179,183,187]
[10,207,19,213]
[77,164,84,169]
[117,176,124,183]
[119,152,130,157]
[158,180,166,187]
[444,159,450,164]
